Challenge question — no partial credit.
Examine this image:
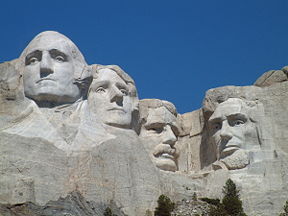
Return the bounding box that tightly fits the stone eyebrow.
[116,82,128,89]
[92,80,109,88]
[170,123,180,136]
[208,116,222,123]
[144,122,166,129]
[25,50,42,65]
[227,113,248,120]
[49,49,68,61]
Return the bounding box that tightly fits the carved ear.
[133,99,139,112]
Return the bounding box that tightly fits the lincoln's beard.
[220,149,249,170]
[154,156,177,172]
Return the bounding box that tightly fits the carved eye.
[120,89,128,95]
[96,87,106,93]
[149,127,164,133]
[55,56,65,62]
[28,57,39,65]
[213,122,221,130]
[232,119,245,126]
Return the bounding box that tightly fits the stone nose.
[220,121,233,141]
[162,125,177,146]
[40,51,53,78]
[110,86,124,105]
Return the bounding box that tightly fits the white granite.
[0,31,288,216]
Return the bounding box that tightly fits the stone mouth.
[155,150,175,160]
[159,153,174,159]
[36,78,55,83]
[107,107,125,112]
[221,145,240,157]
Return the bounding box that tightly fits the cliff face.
[1,31,288,216]
[0,191,126,216]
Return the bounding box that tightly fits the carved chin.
[30,92,79,104]
[103,113,132,128]
[220,149,249,170]
[155,158,177,172]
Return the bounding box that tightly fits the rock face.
[1,31,288,216]
[199,81,288,215]
[254,67,288,87]
[171,199,211,216]
[0,191,126,216]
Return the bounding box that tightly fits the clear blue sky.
[1,0,288,113]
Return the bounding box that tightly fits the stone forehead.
[26,31,71,43]
[218,98,245,111]
[210,98,249,119]
[21,31,76,54]
[91,69,127,85]
[23,34,70,51]
[19,31,87,79]
[139,99,177,118]
[146,106,177,125]
[90,64,138,97]
[92,64,135,85]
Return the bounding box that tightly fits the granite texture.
[0,31,288,216]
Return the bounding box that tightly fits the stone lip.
[0,191,126,216]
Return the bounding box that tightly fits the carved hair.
[89,64,138,97]
[139,99,177,123]
[217,98,259,122]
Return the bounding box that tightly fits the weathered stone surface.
[254,69,288,87]
[178,109,204,137]
[67,130,161,216]
[200,81,288,216]
[176,109,204,172]
[171,199,210,216]
[0,191,126,216]
[1,32,288,216]
[0,133,68,205]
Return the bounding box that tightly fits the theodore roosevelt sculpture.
[139,99,180,172]
[19,31,88,106]
[208,98,262,170]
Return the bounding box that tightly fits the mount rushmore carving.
[0,31,288,215]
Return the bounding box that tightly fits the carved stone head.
[139,99,180,172]
[19,31,87,105]
[208,98,261,170]
[87,64,138,129]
